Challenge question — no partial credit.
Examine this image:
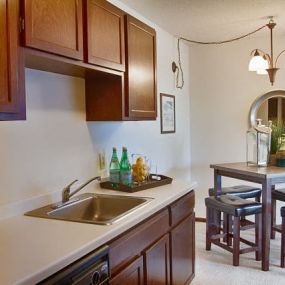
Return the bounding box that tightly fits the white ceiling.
[120,0,285,41]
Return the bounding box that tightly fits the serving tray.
[100,174,173,193]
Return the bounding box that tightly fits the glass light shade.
[256,58,269,74]
[256,68,268,75]
[248,55,268,72]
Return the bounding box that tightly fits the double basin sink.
[25,193,153,225]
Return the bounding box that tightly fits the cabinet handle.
[19,17,25,32]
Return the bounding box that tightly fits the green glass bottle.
[109,147,120,183]
[120,147,132,185]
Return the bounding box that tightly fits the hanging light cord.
[175,23,268,89]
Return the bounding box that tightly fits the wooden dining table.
[210,162,285,271]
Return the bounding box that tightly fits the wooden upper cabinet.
[0,0,25,120]
[85,13,157,121]
[125,15,157,120]
[21,0,83,60]
[84,0,125,71]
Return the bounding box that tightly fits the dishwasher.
[38,245,109,285]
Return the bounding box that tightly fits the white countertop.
[0,180,196,285]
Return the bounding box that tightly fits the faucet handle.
[62,179,78,203]
[64,179,78,190]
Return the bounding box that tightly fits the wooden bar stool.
[205,195,262,266]
[209,185,261,244]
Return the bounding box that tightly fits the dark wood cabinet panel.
[22,0,83,60]
[144,234,170,285]
[125,15,157,120]
[109,256,144,285]
[109,209,169,275]
[85,70,125,121]
[171,213,195,285]
[0,1,8,105]
[170,191,195,226]
[0,0,25,120]
[84,0,125,71]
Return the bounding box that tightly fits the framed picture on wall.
[160,93,176,134]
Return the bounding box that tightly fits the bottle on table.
[120,147,132,185]
[109,147,120,183]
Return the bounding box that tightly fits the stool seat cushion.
[281,206,285,218]
[208,185,261,199]
[272,188,285,202]
[205,195,262,217]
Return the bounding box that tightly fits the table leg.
[214,170,222,240]
[271,185,276,239]
[262,179,272,271]
[214,170,222,196]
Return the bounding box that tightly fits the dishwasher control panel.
[38,245,109,285]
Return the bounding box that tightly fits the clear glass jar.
[247,119,272,167]
[131,154,149,183]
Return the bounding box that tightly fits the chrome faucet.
[62,176,101,203]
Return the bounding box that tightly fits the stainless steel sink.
[25,193,153,225]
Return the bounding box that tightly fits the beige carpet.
[192,222,285,285]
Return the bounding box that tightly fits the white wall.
[189,35,285,217]
[0,2,192,208]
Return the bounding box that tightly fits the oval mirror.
[249,90,285,126]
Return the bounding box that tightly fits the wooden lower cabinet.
[171,213,195,285]
[109,191,195,285]
[109,256,144,285]
[144,234,170,285]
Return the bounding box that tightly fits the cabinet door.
[144,234,170,285]
[171,213,195,285]
[109,256,144,285]
[125,15,157,120]
[22,0,83,60]
[0,0,25,120]
[84,0,125,71]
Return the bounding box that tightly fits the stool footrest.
[211,240,233,253]
[223,233,257,248]
[240,237,256,248]
[211,240,258,255]
[240,219,255,230]
[240,247,258,255]
[272,224,283,233]
[210,233,227,240]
